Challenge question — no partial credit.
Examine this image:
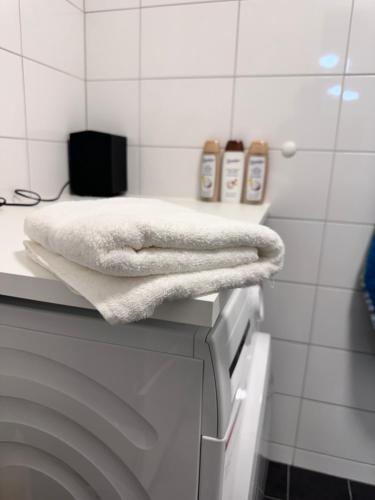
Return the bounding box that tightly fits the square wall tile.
[297,400,375,465]
[20,0,84,78]
[270,394,300,447]
[233,77,341,149]
[304,346,375,413]
[262,281,315,343]
[127,146,140,194]
[28,141,69,196]
[141,147,200,197]
[337,76,375,151]
[319,223,373,289]
[85,0,139,11]
[312,287,375,354]
[267,218,324,284]
[237,0,351,75]
[271,339,308,397]
[141,2,237,77]
[267,151,333,220]
[87,81,139,145]
[141,78,232,147]
[0,139,28,199]
[347,0,375,74]
[328,153,375,224]
[86,10,139,79]
[0,0,21,53]
[24,60,85,141]
[295,449,375,487]
[0,50,25,137]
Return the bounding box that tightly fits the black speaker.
[68,130,127,197]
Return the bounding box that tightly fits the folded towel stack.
[24,197,284,324]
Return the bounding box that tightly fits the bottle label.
[245,155,266,202]
[221,152,244,202]
[200,153,217,198]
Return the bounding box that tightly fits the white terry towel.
[24,198,284,324]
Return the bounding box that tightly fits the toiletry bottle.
[242,141,269,204]
[200,140,221,201]
[220,140,245,203]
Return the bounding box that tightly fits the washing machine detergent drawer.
[199,287,271,500]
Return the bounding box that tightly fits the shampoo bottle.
[220,140,245,203]
[200,140,221,201]
[242,141,269,204]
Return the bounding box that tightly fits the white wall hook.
[281,141,297,158]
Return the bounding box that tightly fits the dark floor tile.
[264,461,288,500]
[289,466,350,500]
[350,480,375,500]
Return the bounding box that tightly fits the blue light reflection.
[320,54,339,69]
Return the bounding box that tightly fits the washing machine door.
[222,332,271,500]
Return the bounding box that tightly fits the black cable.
[0,181,70,208]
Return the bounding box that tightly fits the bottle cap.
[225,140,244,151]
[249,140,268,154]
[203,140,220,154]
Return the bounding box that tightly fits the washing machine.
[0,285,271,500]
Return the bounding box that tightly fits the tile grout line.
[270,440,375,470]
[273,391,375,416]
[17,0,31,191]
[83,0,88,128]
[138,4,143,193]
[348,479,353,500]
[0,45,84,81]
[290,0,356,465]
[228,0,241,137]
[271,337,375,358]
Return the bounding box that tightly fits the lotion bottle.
[242,141,269,204]
[200,140,221,201]
[220,140,245,203]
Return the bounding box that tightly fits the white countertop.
[0,196,269,327]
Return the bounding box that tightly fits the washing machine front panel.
[0,323,203,500]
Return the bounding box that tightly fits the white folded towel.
[24,198,284,324]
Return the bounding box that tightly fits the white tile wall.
[141,78,232,147]
[85,0,139,11]
[267,151,333,220]
[271,339,308,397]
[24,59,85,141]
[232,76,341,149]
[267,219,324,284]
[319,223,373,289]
[328,153,375,224]
[262,281,315,343]
[0,0,21,53]
[0,50,25,138]
[0,0,85,198]
[304,346,375,412]
[0,139,28,199]
[237,0,351,76]
[312,288,375,354]
[20,0,84,77]
[270,394,300,447]
[141,2,238,78]
[347,0,375,74]
[86,10,139,79]
[87,81,139,144]
[337,76,375,151]
[297,400,375,465]
[28,141,69,196]
[141,147,200,197]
